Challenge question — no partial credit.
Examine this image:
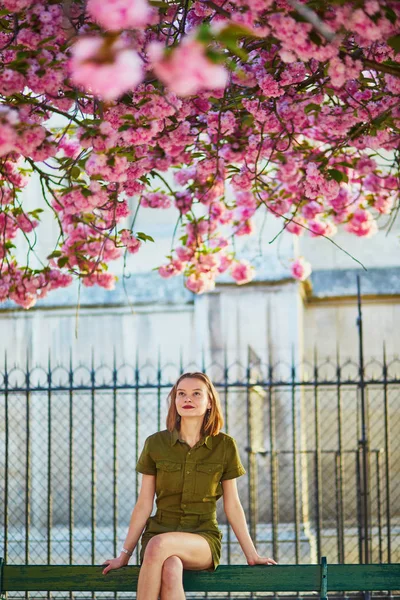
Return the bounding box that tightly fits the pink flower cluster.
[291,257,312,282]
[158,245,254,293]
[141,192,171,209]
[304,163,340,201]
[0,263,73,310]
[87,0,152,31]
[344,208,378,237]
[147,37,228,97]
[0,0,399,307]
[70,36,143,101]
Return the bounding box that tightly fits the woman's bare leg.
[136,532,213,600]
[160,556,184,600]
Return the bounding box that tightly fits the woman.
[102,372,277,599]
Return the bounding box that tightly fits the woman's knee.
[143,536,163,562]
[161,556,183,587]
[143,535,171,562]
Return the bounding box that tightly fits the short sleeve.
[136,436,156,476]
[221,436,246,481]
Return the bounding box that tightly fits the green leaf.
[218,23,254,39]
[196,23,213,44]
[334,161,355,169]
[387,35,400,53]
[136,231,155,243]
[205,49,226,64]
[148,0,170,6]
[304,103,321,114]
[241,115,254,127]
[29,208,44,219]
[327,168,348,183]
[47,250,62,259]
[57,256,69,268]
[224,40,248,61]
[309,30,323,47]
[70,166,81,179]
[385,7,397,24]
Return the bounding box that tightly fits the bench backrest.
[1,559,399,596]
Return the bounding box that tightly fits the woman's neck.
[179,418,203,447]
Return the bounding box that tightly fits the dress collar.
[171,428,213,449]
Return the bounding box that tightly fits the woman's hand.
[247,554,278,566]
[102,554,130,575]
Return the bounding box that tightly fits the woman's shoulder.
[214,431,238,446]
[144,429,170,446]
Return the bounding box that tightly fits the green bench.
[1,557,399,599]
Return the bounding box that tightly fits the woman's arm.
[103,474,155,573]
[122,474,156,555]
[222,478,277,566]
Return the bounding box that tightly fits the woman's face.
[175,377,212,419]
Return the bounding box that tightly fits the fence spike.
[291,344,296,380]
[336,342,341,377]
[179,346,183,375]
[314,345,318,378]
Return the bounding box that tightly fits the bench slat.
[3,565,321,592]
[329,564,400,591]
[2,563,399,593]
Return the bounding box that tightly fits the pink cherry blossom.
[82,272,117,290]
[176,246,195,262]
[374,195,394,215]
[70,36,143,100]
[159,260,184,278]
[2,0,33,11]
[308,218,337,238]
[286,219,306,236]
[218,253,233,273]
[141,192,171,209]
[175,191,193,214]
[0,122,17,156]
[230,260,255,285]
[147,38,228,97]
[291,257,312,281]
[185,272,215,294]
[345,208,378,237]
[87,0,152,31]
[302,200,323,220]
[120,230,141,254]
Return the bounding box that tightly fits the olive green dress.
[136,428,246,570]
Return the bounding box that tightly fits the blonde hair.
[166,372,224,436]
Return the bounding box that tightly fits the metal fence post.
[356,275,371,565]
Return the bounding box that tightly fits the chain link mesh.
[1,356,399,599]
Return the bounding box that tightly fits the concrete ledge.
[2,266,400,311]
[309,267,400,298]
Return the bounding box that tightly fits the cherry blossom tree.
[0,0,399,308]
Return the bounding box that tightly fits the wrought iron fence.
[1,348,400,587]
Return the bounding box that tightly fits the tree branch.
[286,0,335,42]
